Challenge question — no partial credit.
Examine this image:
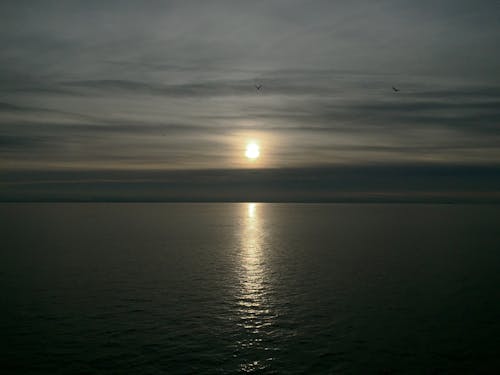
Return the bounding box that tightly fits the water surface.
[1,203,499,373]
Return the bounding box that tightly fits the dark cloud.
[62,79,261,98]
[0,135,50,149]
[2,165,499,202]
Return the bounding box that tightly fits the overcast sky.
[1,0,499,200]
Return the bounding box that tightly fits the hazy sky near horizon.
[1,1,500,200]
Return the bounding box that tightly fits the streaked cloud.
[1,1,499,199]
[2,165,499,202]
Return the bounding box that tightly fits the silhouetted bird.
[255,84,262,90]
[392,86,400,92]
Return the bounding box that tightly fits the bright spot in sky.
[245,143,260,160]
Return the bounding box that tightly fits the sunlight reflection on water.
[236,203,276,372]
[3,204,500,373]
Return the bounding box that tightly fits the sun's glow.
[245,143,260,160]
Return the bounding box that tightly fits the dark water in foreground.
[1,203,499,374]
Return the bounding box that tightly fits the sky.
[1,0,499,201]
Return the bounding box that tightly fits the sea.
[1,203,499,374]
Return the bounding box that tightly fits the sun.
[245,142,260,160]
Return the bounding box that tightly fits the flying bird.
[392,86,400,92]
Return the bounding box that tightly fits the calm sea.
[1,203,499,374]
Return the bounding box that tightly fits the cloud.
[2,164,499,202]
[1,0,500,187]
[1,72,500,169]
[0,135,50,150]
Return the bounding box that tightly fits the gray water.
[1,203,499,374]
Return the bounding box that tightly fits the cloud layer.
[2,165,499,202]
[1,1,499,199]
